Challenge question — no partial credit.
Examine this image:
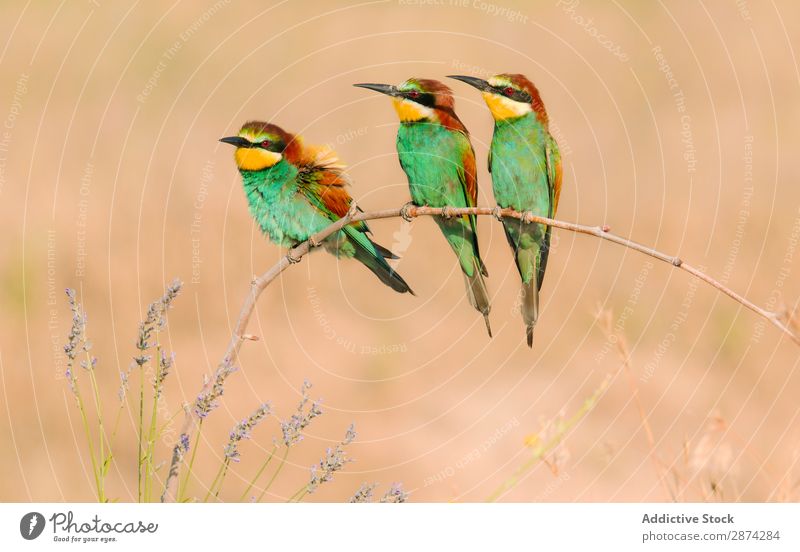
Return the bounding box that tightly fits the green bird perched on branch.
[354,78,492,336]
[450,74,562,347]
[220,121,414,295]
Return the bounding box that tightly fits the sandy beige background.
[1,0,799,502]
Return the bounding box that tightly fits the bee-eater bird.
[220,121,413,295]
[448,74,562,347]
[353,78,492,336]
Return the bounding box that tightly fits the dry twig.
[160,204,800,501]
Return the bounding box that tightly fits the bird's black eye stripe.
[493,86,531,103]
[404,91,436,108]
[253,138,285,151]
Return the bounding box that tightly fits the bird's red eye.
[261,140,272,148]
[504,87,514,97]
[407,90,419,99]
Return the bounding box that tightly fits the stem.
[486,375,611,502]
[613,325,675,501]
[240,445,277,502]
[72,380,102,502]
[257,447,289,503]
[203,459,228,503]
[137,363,144,502]
[144,340,162,502]
[177,420,203,502]
[214,460,231,500]
[107,388,128,453]
[286,486,308,503]
[85,354,107,503]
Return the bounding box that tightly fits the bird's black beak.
[219,136,251,148]
[353,83,400,97]
[447,75,492,92]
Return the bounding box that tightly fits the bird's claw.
[400,202,415,222]
[308,235,321,248]
[441,206,456,219]
[286,250,302,264]
[522,211,535,224]
[492,206,504,221]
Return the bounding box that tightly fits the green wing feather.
[297,166,413,294]
[537,138,561,290]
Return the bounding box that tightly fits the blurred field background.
[1,0,800,502]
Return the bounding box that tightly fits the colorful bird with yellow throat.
[220,121,413,294]
[449,73,562,347]
[353,78,492,336]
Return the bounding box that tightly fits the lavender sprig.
[63,289,96,391]
[153,351,174,397]
[134,302,160,367]
[194,359,237,419]
[280,379,322,447]
[63,289,85,363]
[349,482,377,503]
[162,430,192,498]
[223,403,272,462]
[307,424,356,494]
[134,279,182,367]
[117,369,130,402]
[65,368,77,395]
[379,482,408,503]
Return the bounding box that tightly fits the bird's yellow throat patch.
[234,148,282,171]
[481,92,532,120]
[391,98,434,122]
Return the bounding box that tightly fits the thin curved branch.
[160,204,800,502]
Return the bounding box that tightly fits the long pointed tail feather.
[521,278,539,348]
[463,258,492,337]
[371,241,400,260]
[436,217,492,336]
[338,222,414,295]
[514,242,541,348]
[352,237,414,295]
